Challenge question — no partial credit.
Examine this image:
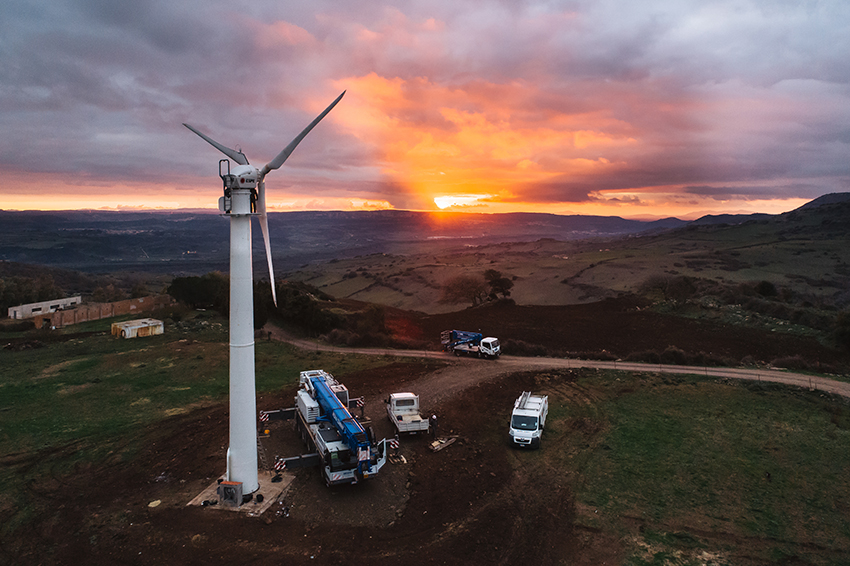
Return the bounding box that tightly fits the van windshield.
[511,415,538,430]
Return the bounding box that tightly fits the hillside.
[287,198,850,316]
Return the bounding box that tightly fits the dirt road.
[265,325,850,400]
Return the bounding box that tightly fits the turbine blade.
[261,91,345,176]
[257,181,277,307]
[183,123,249,166]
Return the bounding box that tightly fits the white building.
[7,296,82,320]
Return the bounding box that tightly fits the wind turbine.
[184,91,345,496]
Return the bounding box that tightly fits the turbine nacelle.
[230,165,259,190]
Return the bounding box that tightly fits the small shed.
[111,318,164,339]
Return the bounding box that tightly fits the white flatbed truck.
[386,392,430,434]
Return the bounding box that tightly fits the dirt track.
[268,324,850,401]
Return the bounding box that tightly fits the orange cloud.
[332,73,639,210]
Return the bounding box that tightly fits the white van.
[509,391,548,449]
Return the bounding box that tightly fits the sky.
[1,0,849,219]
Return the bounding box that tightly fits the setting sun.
[433,194,492,209]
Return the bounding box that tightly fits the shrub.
[834,311,850,351]
[755,280,778,297]
[692,351,736,367]
[769,355,810,370]
[502,339,550,357]
[625,350,661,364]
[323,329,359,347]
[660,345,689,365]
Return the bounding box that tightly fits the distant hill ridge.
[0,193,847,274]
[796,192,850,210]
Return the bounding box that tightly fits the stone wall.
[43,295,176,328]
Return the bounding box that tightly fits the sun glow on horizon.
[433,194,493,209]
[333,73,634,211]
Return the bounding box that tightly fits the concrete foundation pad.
[187,470,295,516]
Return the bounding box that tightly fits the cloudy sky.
[2,0,848,218]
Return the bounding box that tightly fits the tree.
[835,311,850,351]
[167,272,228,312]
[91,284,125,304]
[130,282,150,298]
[270,281,344,334]
[439,275,488,307]
[0,274,65,311]
[640,274,695,307]
[484,269,514,299]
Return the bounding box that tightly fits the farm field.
[287,200,850,317]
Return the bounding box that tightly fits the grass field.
[526,370,850,565]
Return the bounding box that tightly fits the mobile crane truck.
[441,330,501,359]
[262,370,388,486]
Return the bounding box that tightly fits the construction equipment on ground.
[260,370,388,486]
[440,330,501,359]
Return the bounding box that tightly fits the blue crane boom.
[264,369,388,485]
[308,374,373,474]
[441,329,483,350]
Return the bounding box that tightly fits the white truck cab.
[479,337,501,358]
[509,391,548,449]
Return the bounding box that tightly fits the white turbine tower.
[184,91,345,496]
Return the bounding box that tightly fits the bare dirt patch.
[3,363,595,566]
